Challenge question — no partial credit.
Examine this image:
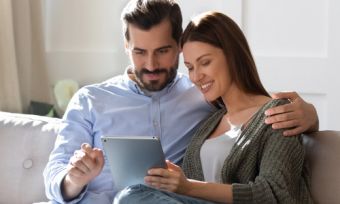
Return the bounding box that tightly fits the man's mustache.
[140,68,168,74]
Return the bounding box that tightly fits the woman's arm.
[231,128,311,203]
[146,128,311,203]
[145,161,233,203]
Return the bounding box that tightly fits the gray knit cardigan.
[182,99,313,204]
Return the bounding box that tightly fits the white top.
[200,125,242,183]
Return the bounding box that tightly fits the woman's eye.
[201,60,211,66]
[185,65,193,72]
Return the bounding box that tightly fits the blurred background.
[0,0,339,130]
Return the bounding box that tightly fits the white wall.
[44,0,339,130]
[45,0,128,86]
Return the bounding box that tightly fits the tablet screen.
[101,136,166,190]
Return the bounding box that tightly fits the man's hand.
[62,143,104,201]
[264,91,319,136]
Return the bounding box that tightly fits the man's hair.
[121,0,182,44]
[181,11,269,98]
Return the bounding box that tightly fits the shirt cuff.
[52,169,88,204]
[232,183,253,204]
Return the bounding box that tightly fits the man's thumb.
[92,149,104,167]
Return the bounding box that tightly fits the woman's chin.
[204,95,218,103]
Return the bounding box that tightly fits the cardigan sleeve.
[232,128,311,204]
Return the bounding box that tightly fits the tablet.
[101,136,166,190]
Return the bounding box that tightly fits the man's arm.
[264,91,319,136]
[61,143,104,201]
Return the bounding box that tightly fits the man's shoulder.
[172,72,194,89]
[80,75,126,91]
[176,72,191,83]
[68,75,128,102]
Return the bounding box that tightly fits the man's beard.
[134,62,178,92]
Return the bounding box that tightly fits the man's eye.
[158,49,169,54]
[133,50,145,55]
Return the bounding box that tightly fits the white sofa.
[0,111,339,204]
[0,112,59,203]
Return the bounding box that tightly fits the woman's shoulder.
[241,99,290,137]
[261,98,290,112]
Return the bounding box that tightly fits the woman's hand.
[144,160,191,193]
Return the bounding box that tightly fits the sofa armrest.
[304,131,340,204]
[0,112,60,203]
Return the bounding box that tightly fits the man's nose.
[145,55,158,71]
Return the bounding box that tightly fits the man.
[44,0,318,203]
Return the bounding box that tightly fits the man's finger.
[283,126,305,137]
[265,112,297,124]
[82,143,100,161]
[70,156,91,174]
[265,103,295,116]
[81,143,92,153]
[68,164,87,177]
[271,119,299,130]
[92,149,105,168]
[73,150,85,158]
[271,91,298,100]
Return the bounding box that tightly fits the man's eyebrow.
[156,45,172,51]
[132,47,145,51]
[132,45,172,52]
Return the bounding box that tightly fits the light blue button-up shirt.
[43,70,213,204]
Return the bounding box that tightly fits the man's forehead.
[127,20,176,49]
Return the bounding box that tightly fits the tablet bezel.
[101,136,166,190]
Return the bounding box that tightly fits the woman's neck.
[220,85,271,126]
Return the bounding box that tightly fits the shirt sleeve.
[43,89,94,203]
[231,128,310,204]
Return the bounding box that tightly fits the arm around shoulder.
[266,91,319,136]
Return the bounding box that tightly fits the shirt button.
[23,159,33,169]
[153,120,158,127]
[152,97,159,103]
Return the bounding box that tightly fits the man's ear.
[177,43,182,53]
[124,41,130,54]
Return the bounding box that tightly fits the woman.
[114,11,313,204]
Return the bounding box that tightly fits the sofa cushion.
[0,112,60,204]
[1,111,339,204]
[304,131,340,204]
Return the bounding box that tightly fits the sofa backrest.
[0,112,59,204]
[304,130,340,204]
[0,111,339,204]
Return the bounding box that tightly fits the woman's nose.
[191,69,204,84]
